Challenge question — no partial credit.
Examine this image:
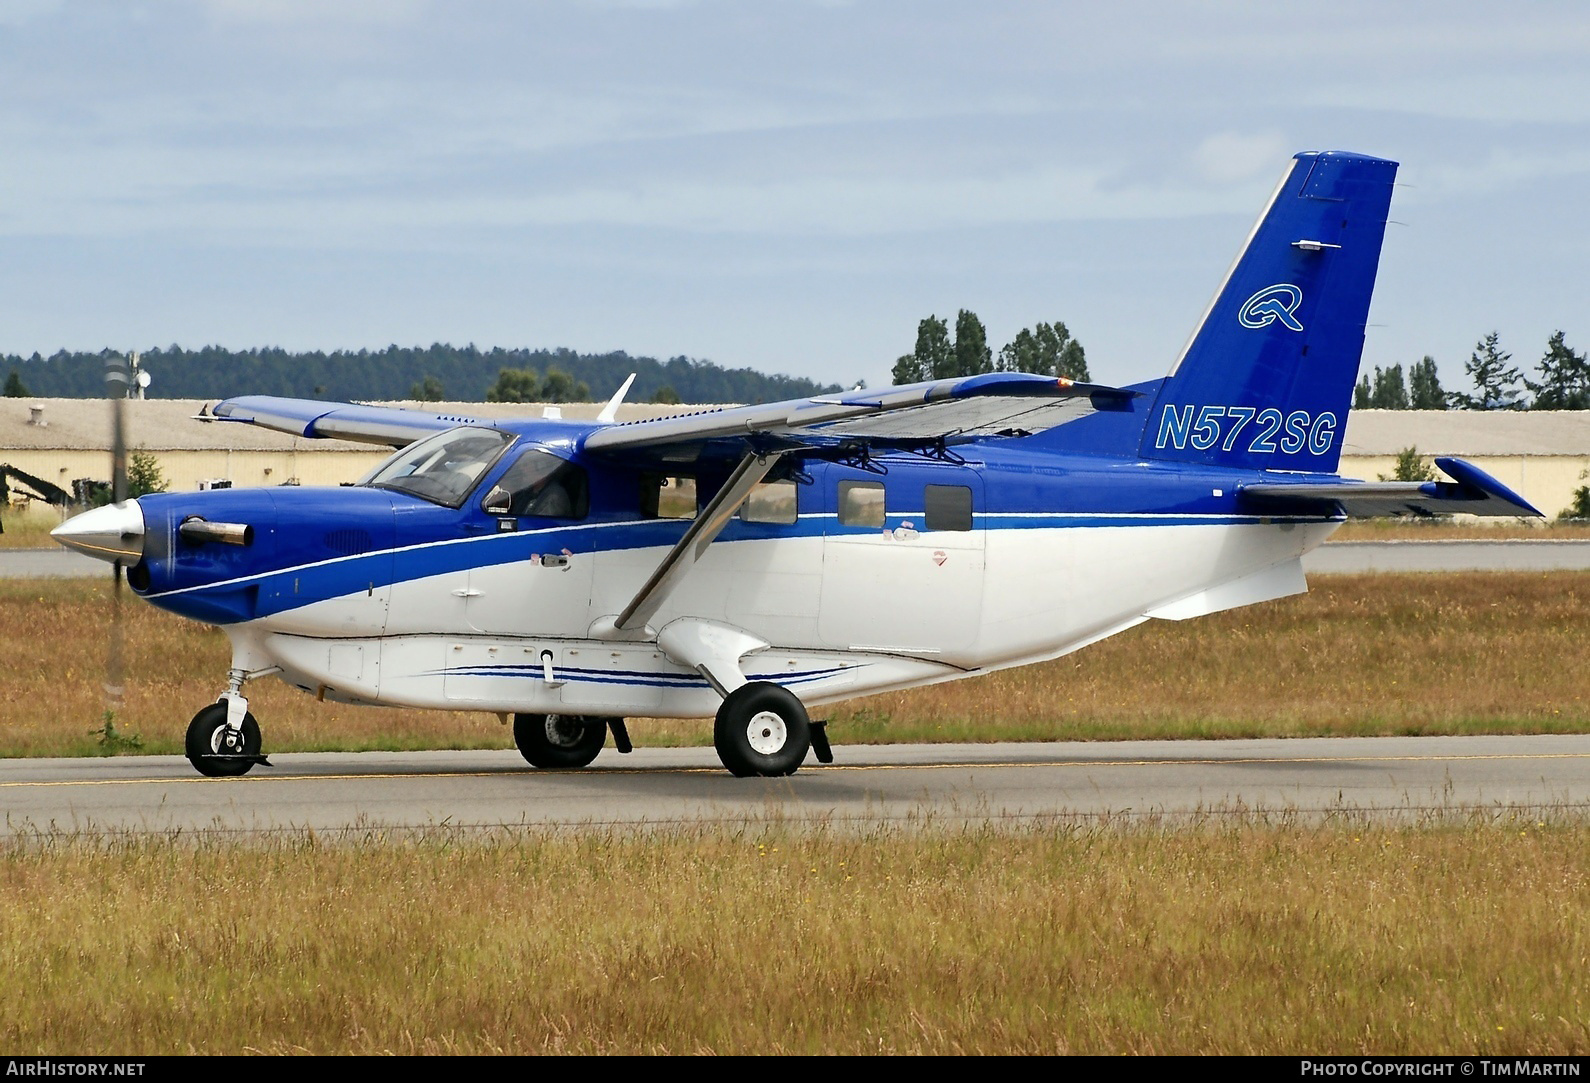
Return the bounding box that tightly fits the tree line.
[891,310,1090,384]
[4,326,1585,410]
[0,344,844,405]
[1354,331,1590,410]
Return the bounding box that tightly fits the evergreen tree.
[1409,356,1445,409]
[1353,372,1373,409]
[1561,470,1590,521]
[0,344,842,403]
[995,321,1089,380]
[127,452,169,497]
[997,328,1037,374]
[1370,363,1409,409]
[1450,332,1524,410]
[3,371,26,397]
[1524,331,1590,410]
[953,310,992,377]
[1043,322,1087,381]
[539,367,591,402]
[892,315,953,384]
[485,367,541,403]
[409,375,445,401]
[1378,446,1437,483]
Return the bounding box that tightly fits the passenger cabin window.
[924,484,973,531]
[641,474,697,520]
[481,449,589,520]
[739,480,797,525]
[837,480,885,527]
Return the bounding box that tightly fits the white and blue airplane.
[53,151,1540,778]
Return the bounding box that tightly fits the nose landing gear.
[184,666,276,778]
[185,702,269,777]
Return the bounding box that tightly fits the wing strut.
[609,451,788,634]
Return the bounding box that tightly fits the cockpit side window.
[481,449,589,520]
[361,426,515,509]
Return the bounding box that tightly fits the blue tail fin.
[1139,151,1397,473]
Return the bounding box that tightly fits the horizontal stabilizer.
[206,397,479,448]
[1239,457,1542,518]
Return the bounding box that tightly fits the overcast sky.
[2,0,1587,395]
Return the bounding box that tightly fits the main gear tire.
[713,682,811,777]
[513,712,607,769]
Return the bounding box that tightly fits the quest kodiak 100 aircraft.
[54,151,1540,779]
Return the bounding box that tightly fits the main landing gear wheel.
[185,702,263,778]
[713,681,811,778]
[513,712,607,769]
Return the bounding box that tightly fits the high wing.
[202,373,1139,458]
[579,372,1138,466]
[1239,457,1541,518]
[204,396,485,448]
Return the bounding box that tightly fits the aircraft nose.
[51,499,146,564]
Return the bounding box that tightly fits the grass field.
[3,571,1587,758]
[1,818,1585,1055]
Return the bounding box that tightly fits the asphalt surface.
[0,548,107,577]
[8,540,1590,579]
[3,735,1587,836]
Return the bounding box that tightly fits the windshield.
[360,426,515,508]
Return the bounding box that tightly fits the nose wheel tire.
[713,682,811,777]
[513,712,608,769]
[185,702,263,778]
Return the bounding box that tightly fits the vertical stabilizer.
[1139,151,1397,473]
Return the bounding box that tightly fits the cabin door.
[818,467,985,656]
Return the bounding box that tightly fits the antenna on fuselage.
[596,373,637,424]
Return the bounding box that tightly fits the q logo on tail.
[1238,284,1304,331]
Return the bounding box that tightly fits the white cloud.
[1190,132,1290,186]
[0,0,60,25]
[194,0,428,24]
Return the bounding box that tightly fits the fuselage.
[76,418,1341,720]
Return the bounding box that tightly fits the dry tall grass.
[0,508,65,549]
[831,570,1590,742]
[3,572,1587,756]
[1330,520,1590,540]
[0,819,1585,1054]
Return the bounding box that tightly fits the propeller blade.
[104,354,130,714]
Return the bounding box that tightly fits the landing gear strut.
[513,712,608,769]
[713,681,811,777]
